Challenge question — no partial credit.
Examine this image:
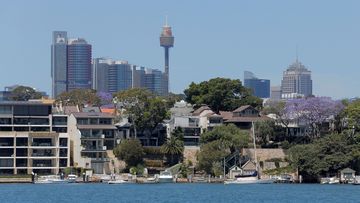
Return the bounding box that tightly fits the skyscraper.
[67,38,92,91]
[281,59,312,98]
[159,18,174,95]
[93,58,132,93]
[51,32,92,98]
[244,71,270,98]
[51,31,68,98]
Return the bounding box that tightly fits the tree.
[263,100,292,137]
[285,97,344,137]
[343,99,360,131]
[97,91,113,106]
[161,130,184,165]
[56,89,101,108]
[114,88,168,145]
[10,85,42,101]
[113,139,144,168]
[200,124,249,153]
[197,140,230,175]
[184,77,262,112]
[254,120,275,146]
[287,133,360,182]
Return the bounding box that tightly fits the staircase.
[106,150,125,174]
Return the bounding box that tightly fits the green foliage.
[263,165,294,175]
[143,146,164,155]
[10,85,42,101]
[287,133,360,181]
[197,140,230,175]
[344,99,360,131]
[254,120,275,145]
[211,161,223,177]
[184,77,262,112]
[161,133,184,165]
[129,164,144,175]
[201,124,249,153]
[56,89,101,107]
[178,163,189,178]
[113,139,144,168]
[114,88,168,142]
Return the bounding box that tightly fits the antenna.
[296,45,299,63]
[165,15,168,26]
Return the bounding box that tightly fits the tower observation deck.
[160,18,174,95]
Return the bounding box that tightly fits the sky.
[0,0,359,99]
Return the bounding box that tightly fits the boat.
[35,175,69,184]
[353,176,360,185]
[67,174,77,183]
[108,179,133,184]
[158,170,174,183]
[320,177,340,184]
[224,122,274,185]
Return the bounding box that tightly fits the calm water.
[0,183,358,203]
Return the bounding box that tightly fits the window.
[90,118,98,125]
[52,117,67,125]
[99,118,111,125]
[0,118,11,125]
[77,118,88,125]
[0,106,12,114]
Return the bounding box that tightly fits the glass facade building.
[67,39,92,91]
[281,60,312,97]
[244,71,270,98]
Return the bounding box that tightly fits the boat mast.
[252,121,259,178]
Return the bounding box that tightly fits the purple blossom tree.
[285,97,344,137]
[97,91,113,106]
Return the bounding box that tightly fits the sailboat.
[224,122,274,185]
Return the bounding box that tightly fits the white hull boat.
[225,177,274,184]
[108,179,132,184]
[158,171,174,183]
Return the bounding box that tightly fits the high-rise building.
[93,58,165,95]
[51,31,68,98]
[160,18,174,95]
[144,68,164,95]
[270,86,282,100]
[51,32,92,98]
[93,58,132,93]
[243,71,270,98]
[281,59,312,98]
[67,38,92,91]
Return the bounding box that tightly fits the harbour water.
[0,183,358,203]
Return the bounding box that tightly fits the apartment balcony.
[81,146,107,152]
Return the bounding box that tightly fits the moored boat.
[158,171,173,183]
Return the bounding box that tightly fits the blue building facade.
[244,71,270,98]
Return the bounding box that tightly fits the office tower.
[243,71,270,98]
[132,66,145,88]
[159,18,174,95]
[144,68,164,95]
[270,86,282,100]
[281,59,312,97]
[93,58,133,93]
[67,38,92,91]
[51,31,68,98]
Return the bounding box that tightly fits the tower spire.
[165,15,168,27]
[296,45,299,63]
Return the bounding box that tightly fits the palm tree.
[161,130,184,165]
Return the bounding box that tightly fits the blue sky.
[0,0,359,99]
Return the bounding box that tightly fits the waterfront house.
[340,168,356,183]
[0,101,70,175]
[220,105,269,129]
[68,112,118,174]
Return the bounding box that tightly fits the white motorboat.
[108,179,132,184]
[67,174,77,183]
[158,171,173,183]
[320,177,340,184]
[35,176,69,184]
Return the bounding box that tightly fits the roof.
[72,112,114,118]
[224,115,270,123]
[192,105,211,116]
[82,107,101,113]
[100,108,116,114]
[77,125,117,130]
[233,105,253,113]
[219,111,233,120]
[340,168,355,173]
[64,106,79,114]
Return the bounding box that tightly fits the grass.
[0,174,32,179]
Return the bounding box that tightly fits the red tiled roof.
[233,105,253,113]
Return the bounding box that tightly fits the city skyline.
[1,1,360,99]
